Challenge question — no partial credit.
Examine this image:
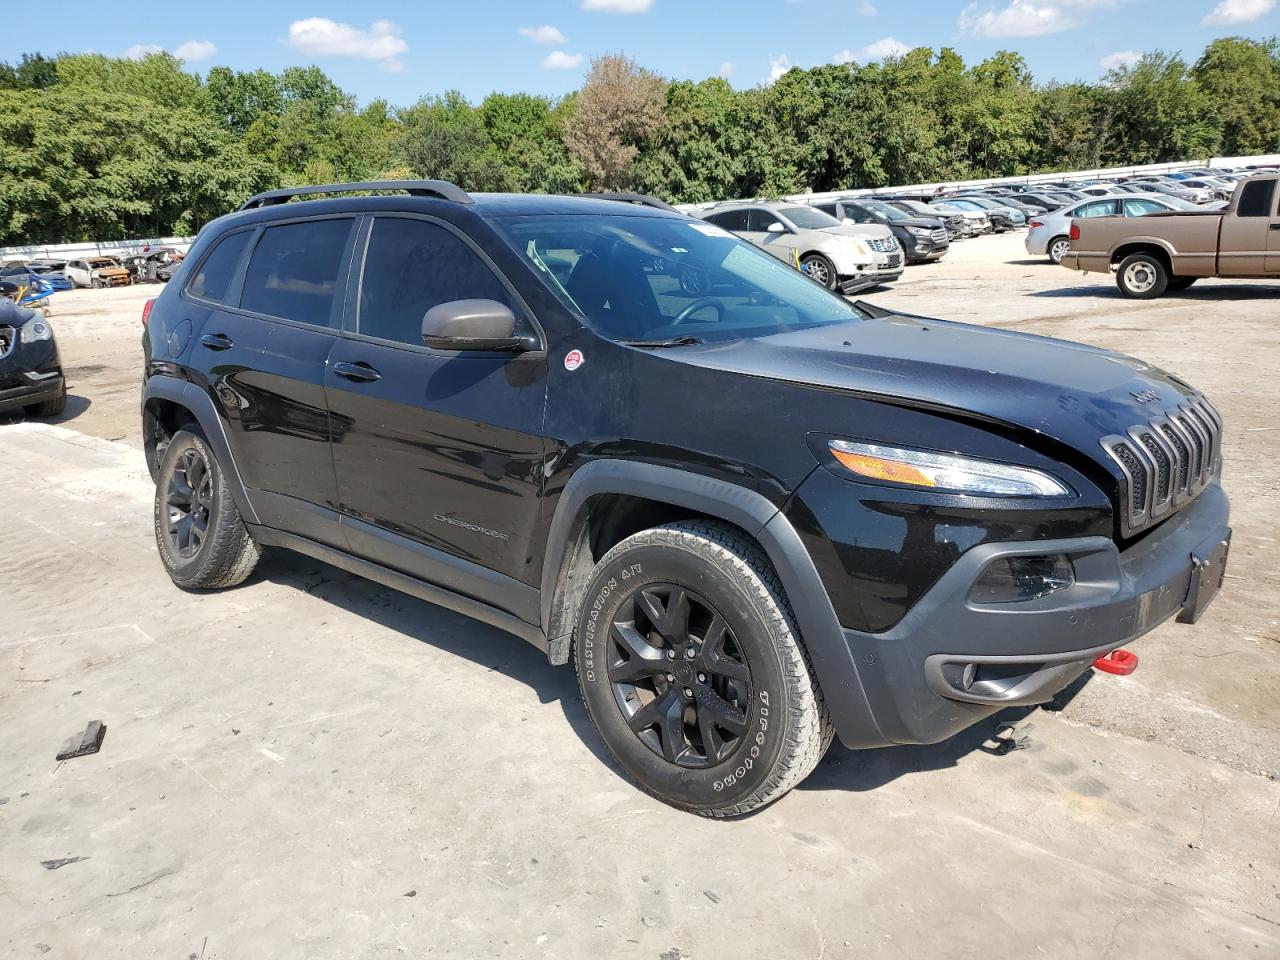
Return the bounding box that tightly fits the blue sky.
[8,0,1279,106]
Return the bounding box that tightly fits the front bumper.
[904,236,949,260]
[832,482,1230,748]
[0,336,63,412]
[0,372,64,412]
[839,270,902,293]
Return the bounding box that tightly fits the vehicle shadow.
[248,547,619,773]
[0,392,91,426]
[799,671,1094,794]
[1028,283,1280,300]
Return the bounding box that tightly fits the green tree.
[480,92,583,192]
[1193,37,1280,156]
[0,53,59,90]
[1104,52,1222,163]
[205,66,285,134]
[397,91,510,190]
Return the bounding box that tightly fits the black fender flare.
[539,459,886,747]
[141,375,260,526]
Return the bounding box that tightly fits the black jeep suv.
[141,181,1231,817]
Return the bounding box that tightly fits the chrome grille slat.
[1101,395,1222,537]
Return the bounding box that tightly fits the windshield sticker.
[688,223,732,238]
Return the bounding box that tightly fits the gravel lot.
[2,232,1278,958]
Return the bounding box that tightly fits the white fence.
[677,154,1280,213]
[0,236,194,262]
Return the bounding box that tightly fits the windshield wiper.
[620,336,705,348]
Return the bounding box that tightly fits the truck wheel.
[154,428,261,589]
[1048,237,1070,264]
[1116,253,1168,299]
[25,382,66,418]
[574,520,832,817]
[800,254,838,290]
[1168,276,1197,292]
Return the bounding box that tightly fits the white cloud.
[835,36,911,63]
[123,44,164,60]
[767,54,793,84]
[1202,0,1275,25]
[959,0,1114,37]
[581,0,655,12]
[859,1,878,13]
[173,40,218,62]
[718,61,735,78]
[287,18,409,71]
[542,50,584,69]
[1099,49,1142,70]
[518,25,567,44]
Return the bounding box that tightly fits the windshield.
[861,201,909,222]
[778,206,841,229]
[492,214,863,344]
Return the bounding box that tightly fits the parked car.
[962,193,1042,218]
[0,294,66,417]
[1172,178,1234,202]
[121,246,186,284]
[140,179,1231,816]
[1126,179,1213,204]
[881,199,969,240]
[1063,173,1279,297]
[930,200,994,235]
[807,198,949,263]
[0,260,71,292]
[701,202,903,291]
[940,197,1025,231]
[1026,195,1195,264]
[64,256,131,288]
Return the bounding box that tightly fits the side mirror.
[766,222,786,234]
[421,299,534,352]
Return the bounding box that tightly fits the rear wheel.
[574,520,832,817]
[1047,236,1070,264]
[1116,253,1169,299]
[800,253,838,290]
[154,428,260,589]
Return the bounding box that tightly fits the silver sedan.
[1025,194,1200,264]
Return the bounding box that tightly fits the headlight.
[20,319,52,343]
[907,226,931,237]
[828,440,1072,497]
[843,238,871,256]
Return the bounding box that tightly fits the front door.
[324,214,548,622]
[1220,178,1276,276]
[194,216,357,545]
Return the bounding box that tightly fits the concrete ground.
[2,235,1278,959]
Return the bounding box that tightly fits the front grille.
[930,228,948,243]
[868,237,898,253]
[1101,397,1223,536]
[0,325,13,359]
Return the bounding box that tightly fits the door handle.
[1269,223,1280,231]
[200,333,234,351]
[333,361,381,383]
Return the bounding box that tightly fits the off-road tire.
[1116,252,1169,299]
[26,383,66,418]
[154,428,260,589]
[800,253,839,290]
[574,520,832,817]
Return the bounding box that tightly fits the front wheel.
[25,382,66,418]
[1116,253,1169,299]
[1047,236,1070,264]
[574,521,832,817]
[154,428,261,589]
[800,253,838,290]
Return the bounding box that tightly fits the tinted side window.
[1238,179,1276,217]
[358,217,513,347]
[188,230,251,303]
[705,209,749,231]
[240,219,353,327]
[815,204,838,217]
[748,209,782,232]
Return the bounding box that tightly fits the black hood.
[670,313,1199,463]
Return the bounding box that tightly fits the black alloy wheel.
[164,445,214,559]
[609,583,752,768]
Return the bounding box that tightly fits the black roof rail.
[239,180,474,211]
[582,192,679,213]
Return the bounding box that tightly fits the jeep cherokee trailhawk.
[141,181,1231,816]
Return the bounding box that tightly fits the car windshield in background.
[777,206,841,230]
[863,202,909,221]
[492,214,863,344]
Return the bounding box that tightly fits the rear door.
[323,214,548,620]
[189,216,357,545]
[1219,178,1276,275]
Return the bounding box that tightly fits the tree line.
[1,37,1278,246]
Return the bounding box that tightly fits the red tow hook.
[1093,649,1139,676]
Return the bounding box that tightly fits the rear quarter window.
[187,230,251,303]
